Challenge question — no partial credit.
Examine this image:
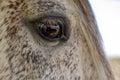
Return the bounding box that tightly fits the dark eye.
[31,16,70,41]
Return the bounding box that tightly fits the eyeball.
[37,18,62,40]
[31,16,70,42]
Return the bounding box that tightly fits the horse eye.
[32,16,68,41]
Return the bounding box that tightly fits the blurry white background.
[89,0,120,57]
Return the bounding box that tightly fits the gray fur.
[0,0,115,80]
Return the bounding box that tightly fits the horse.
[0,0,115,80]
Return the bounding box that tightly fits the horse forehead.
[4,0,68,8]
[1,0,72,21]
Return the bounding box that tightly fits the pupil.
[43,24,60,38]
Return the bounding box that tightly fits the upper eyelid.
[26,12,68,22]
[27,12,71,30]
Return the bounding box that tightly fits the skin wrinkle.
[0,0,115,80]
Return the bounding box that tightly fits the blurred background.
[89,0,120,57]
[88,1,120,79]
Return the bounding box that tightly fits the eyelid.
[27,12,71,42]
[27,12,68,22]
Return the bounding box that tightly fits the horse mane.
[73,0,114,80]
